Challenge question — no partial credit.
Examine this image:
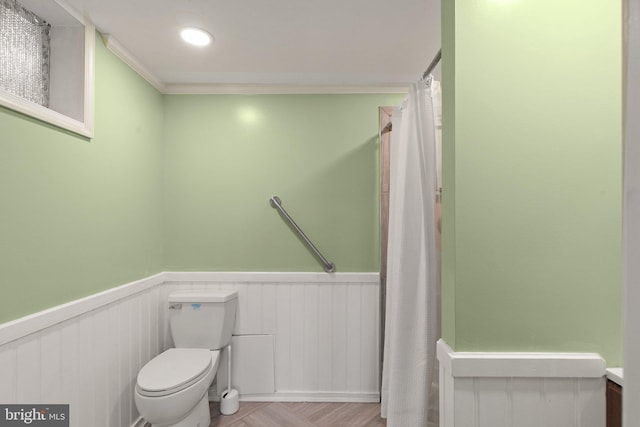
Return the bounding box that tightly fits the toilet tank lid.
[168,290,238,303]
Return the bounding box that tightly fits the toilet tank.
[168,290,238,350]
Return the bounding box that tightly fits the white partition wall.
[437,340,606,427]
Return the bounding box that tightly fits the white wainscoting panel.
[0,272,380,427]
[216,335,276,396]
[0,275,165,427]
[437,339,606,427]
[161,272,381,402]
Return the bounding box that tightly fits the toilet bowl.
[134,290,238,426]
[135,348,220,427]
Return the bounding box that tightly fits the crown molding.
[102,34,167,93]
[101,34,408,95]
[162,83,408,95]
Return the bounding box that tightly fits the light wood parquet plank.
[209,402,386,427]
[209,402,269,427]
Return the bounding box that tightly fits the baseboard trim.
[210,392,380,403]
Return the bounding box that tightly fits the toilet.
[134,290,238,427]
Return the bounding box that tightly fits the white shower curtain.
[381,78,441,427]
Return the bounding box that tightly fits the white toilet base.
[151,395,210,427]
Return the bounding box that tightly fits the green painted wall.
[0,34,401,323]
[0,37,164,323]
[441,0,623,364]
[163,94,403,272]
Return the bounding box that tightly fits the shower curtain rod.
[422,49,442,80]
[381,49,441,135]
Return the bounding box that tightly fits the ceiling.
[63,0,441,93]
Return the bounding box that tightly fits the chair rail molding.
[437,339,606,427]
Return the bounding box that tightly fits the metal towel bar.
[269,196,335,273]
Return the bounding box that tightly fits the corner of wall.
[440,0,456,349]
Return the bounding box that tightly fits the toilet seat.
[136,348,218,397]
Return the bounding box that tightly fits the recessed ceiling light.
[180,27,212,47]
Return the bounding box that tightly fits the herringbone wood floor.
[209,402,386,427]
